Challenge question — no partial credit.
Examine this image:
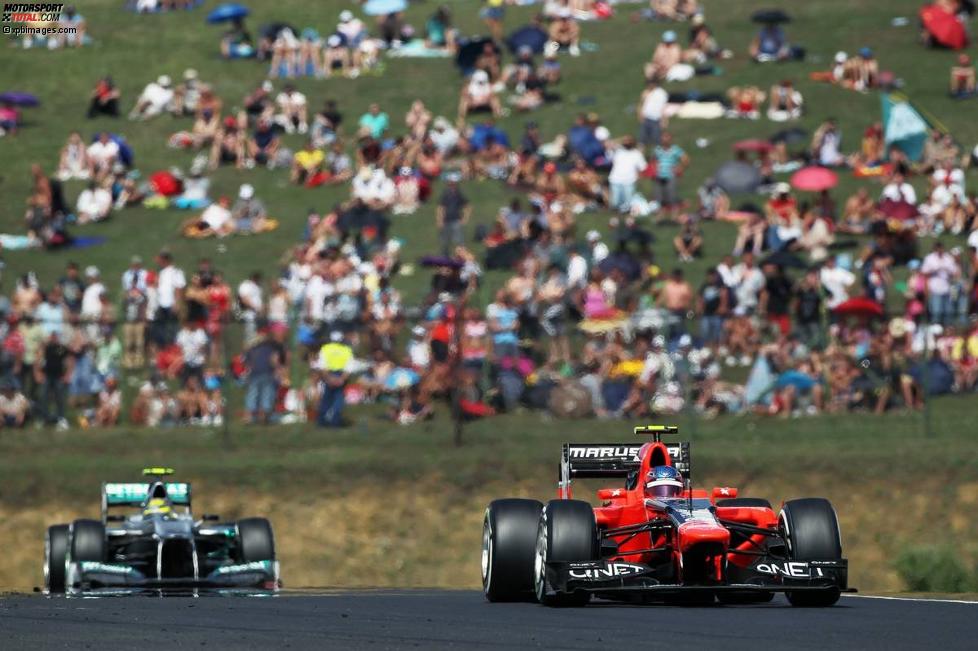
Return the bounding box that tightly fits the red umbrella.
[920,4,968,50]
[733,139,773,153]
[832,297,884,319]
[878,199,918,221]
[790,166,838,192]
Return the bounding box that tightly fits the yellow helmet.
[143,498,171,516]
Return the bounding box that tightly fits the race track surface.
[1,590,975,650]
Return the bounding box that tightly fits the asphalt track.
[0,590,975,650]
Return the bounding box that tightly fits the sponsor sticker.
[568,562,647,580]
[215,561,271,575]
[80,562,135,575]
[755,561,825,579]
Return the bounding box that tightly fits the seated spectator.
[811,119,844,167]
[57,132,91,181]
[182,196,234,238]
[674,215,703,262]
[727,85,765,119]
[458,70,502,122]
[880,171,917,206]
[275,84,308,135]
[56,5,87,48]
[697,178,729,220]
[849,47,879,91]
[749,23,790,62]
[645,31,683,81]
[76,181,112,224]
[220,17,254,59]
[232,184,268,233]
[247,118,281,168]
[292,140,326,186]
[686,13,721,62]
[129,75,174,121]
[548,9,581,57]
[172,161,210,210]
[950,54,976,97]
[426,5,458,52]
[337,9,368,49]
[0,380,30,428]
[87,132,120,180]
[268,27,300,78]
[87,76,120,119]
[767,80,803,121]
[297,28,323,78]
[209,117,246,170]
[91,375,121,426]
[840,188,875,234]
[324,141,354,184]
[358,103,390,139]
[323,35,352,78]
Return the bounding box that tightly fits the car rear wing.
[101,482,192,519]
[558,442,690,498]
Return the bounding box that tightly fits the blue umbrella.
[363,0,407,17]
[0,91,40,107]
[207,3,249,24]
[505,25,548,54]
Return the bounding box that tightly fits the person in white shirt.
[352,167,396,209]
[76,181,112,223]
[566,250,589,290]
[585,230,609,265]
[731,252,765,316]
[819,255,856,311]
[637,79,668,147]
[175,321,209,380]
[920,241,960,325]
[337,10,367,48]
[86,132,120,180]
[183,196,234,238]
[880,172,917,205]
[80,266,105,321]
[129,75,175,120]
[608,136,648,214]
[275,84,308,134]
[237,272,264,343]
[155,251,186,345]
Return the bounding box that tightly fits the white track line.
[843,594,978,605]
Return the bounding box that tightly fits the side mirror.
[202,514,220,522]
[712,487,738,501]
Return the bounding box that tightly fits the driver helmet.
[645,465,683,498]
[143,482,172,516]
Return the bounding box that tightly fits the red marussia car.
[482,425,851,607]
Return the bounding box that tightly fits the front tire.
[534,500,596,607]
[237,518,276,562]
[482,499,542,602]
[779,498,842,607]
[70,520,106,563]
[45,524,69,594]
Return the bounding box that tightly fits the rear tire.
[70,520,106,563]
[716,498,773,509]
[238,518,276,562]
[779,498,842,607]
[535,500,596,607]
[482,499,543,602]
[45,524,69,594]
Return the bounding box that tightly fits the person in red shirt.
[765,182,799,225]
[87,76,120,119]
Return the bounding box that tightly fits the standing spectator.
[794,269,824,349]
[35,331,73,429]
[175,321,208,383]
[237,272,264,344]
[697,267,729,350]
[820,255,856,315]
[80,266,105,335]
[653,132,689,221]
[921,241,960,325]
[243,330,280,424]
[487,290,520,358]
[155,250,185,346]
[658,268,693,340]
[318,331,352,427]
[436,173,471,255]
[759,263,794,336]
[87,76,120,119]
[732,252,765,317]
[480,0,506,42]
[637,79,668,148]
[57,262,85,315]
[35,286,67,338]
[608,136,647,214]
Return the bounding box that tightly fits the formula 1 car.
[482,426,852,607]
[44,468,279,595]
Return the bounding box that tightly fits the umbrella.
[505,25,548,55]
[878,199,918,221]
[206,3,249,23]
[0,91,40,107]
[790,166,838,192]
[733,139,773,153]
[751,9,791,24]
[920,4,968,50]
[832,297,884,319]
[760,250,808,270]
[769,127,807,145]
[714,161,762,194]
[363,0,408,16]
[456,37,496,72]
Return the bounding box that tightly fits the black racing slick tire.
[779,498,842,607]
[237,518,276,562]
[482,499,543,602]
[45,524,69,594]
[534,500,597,607]
[716,498,773,509]
[70,520,106,563]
